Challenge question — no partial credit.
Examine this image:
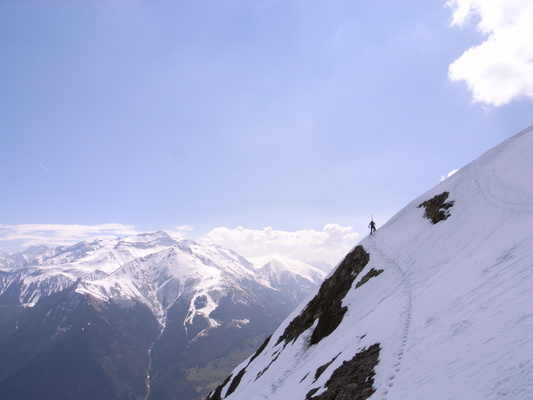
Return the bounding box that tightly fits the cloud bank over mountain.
[0,223,140,250]
[0,223,358,266]
[199,224,358,266]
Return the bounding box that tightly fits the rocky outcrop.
[306,344,380,400]
[418,191,455,224]
[276,245,370,347]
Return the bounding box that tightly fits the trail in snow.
[474,170,533,214]
[269,334,313,396]
[367,236,413,400]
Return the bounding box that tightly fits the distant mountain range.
[0,231,326,400]
[208,124,533,399]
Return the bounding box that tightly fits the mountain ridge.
[0,231,327,399]
[208,123,533,400]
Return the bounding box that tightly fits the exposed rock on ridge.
[276,245,370,347]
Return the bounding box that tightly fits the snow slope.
[211,124,533,400]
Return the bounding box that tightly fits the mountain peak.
[116,230,183,248]
[0,232,326,400]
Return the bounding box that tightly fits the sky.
[1,0,532,264]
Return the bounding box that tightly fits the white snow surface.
[217,124,533,400]
[0,231,325,327]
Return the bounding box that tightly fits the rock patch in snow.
[306,343,380,400]
[418,191,455,224]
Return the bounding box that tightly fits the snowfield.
[212,124,533,400]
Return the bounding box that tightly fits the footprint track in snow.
[367,238,413,400]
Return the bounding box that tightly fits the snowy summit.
[208,124,533,400]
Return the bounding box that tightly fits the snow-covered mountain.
[208,124,533,400]
[0,232,326,400]
[250,254,328,305]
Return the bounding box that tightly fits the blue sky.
[1,1,532,262]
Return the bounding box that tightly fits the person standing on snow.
[369,219,376,235]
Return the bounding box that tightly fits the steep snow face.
[210,124,533,400]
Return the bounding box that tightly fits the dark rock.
[194,295,208,309]
[250,335,271,363]
[355,268,384,289]
[276,246,370,347]
[314,353,340,382]
[306,343,380,400]
[225,366,246,397]
[418,191,455,224]
[205,374,231,400]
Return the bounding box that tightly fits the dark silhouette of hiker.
[369,219,376,235]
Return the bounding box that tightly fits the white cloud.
[175,225,194,231]
[440,168,460,181]
[0,223,140,250]
[447,0,533,106]
[198,224,359,266]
